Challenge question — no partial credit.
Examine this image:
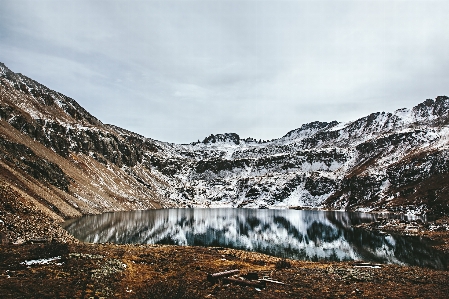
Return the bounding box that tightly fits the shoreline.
[1,183,449,298]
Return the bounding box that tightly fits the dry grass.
[1,242,449,298]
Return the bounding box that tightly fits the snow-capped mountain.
[152,97,449,216]
[0,62,448,219]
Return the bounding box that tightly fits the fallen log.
[223,277,266,288]
[207,269,240,282]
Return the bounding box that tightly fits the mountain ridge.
[1,61,448,235]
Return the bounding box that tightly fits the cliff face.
[0,62,448,221]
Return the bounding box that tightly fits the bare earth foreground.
[1,184,449,298]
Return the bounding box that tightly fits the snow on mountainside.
[1,61,449,219]
[158,97,449,215]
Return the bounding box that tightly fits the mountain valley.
[1,62,449,224]
[1,62,449,298]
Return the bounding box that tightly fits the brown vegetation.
[1,242,449,298]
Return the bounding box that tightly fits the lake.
[62,208,447,269]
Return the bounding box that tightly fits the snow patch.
[21,256,62,266]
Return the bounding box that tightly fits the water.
[62,208,448,269]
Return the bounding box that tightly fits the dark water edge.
[62,208,448,270]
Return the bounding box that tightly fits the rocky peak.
[202,133,241,145]
[0,62,11,76]
[411,96,449,126]
[280,121,339,144]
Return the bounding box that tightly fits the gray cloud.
[1,0,449,143]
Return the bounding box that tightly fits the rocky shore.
[0,183,76,245]
[354,216,449,252]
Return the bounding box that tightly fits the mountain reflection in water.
[62,209,447,269]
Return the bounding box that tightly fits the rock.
[0,231,9,245]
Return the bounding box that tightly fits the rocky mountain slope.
[0,62,173,225]
[157,98,449,216]
[0,61,448,229]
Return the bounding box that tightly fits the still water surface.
[63,208,447,269]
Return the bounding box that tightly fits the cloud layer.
[1,0,449,143]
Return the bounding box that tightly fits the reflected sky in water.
[63,209,448,269]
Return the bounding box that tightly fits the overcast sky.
[1,1,449,143]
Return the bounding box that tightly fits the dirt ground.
[0,240,448,299]
[1,181,449,298]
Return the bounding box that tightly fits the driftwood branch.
[207,269,240,282]
[353,262,382,268]
[259,278,286,285]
